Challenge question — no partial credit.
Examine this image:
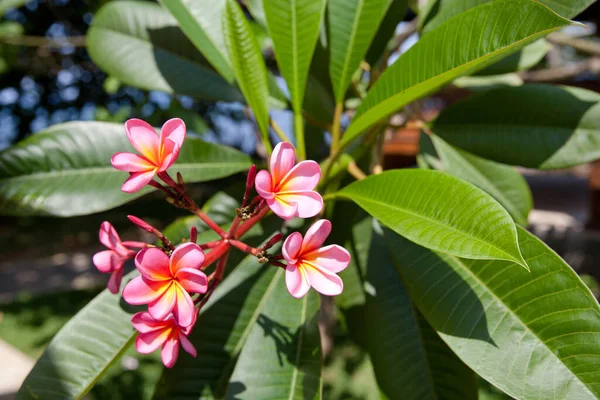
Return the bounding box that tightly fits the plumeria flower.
[132,311,196,368]
[92,222,145,294]
[123,243,207,327]
[111,118,186,193]
[283,219,351,298]
[255,142,323,220]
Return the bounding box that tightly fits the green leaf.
[158,0,234,82]
[336,169,528,267]
[427,133,532,226]
[223,0,272,152]
[339,217,478,399]
[386,226,600,399]
[0,122,251,217]
[365,0,409,66]
[328,0,391,102]
[0,0,27,16]
[341,0,573,147]
[433,84,600,169]
[474,39,551,76]
[86,1,241,102]
[263,0,326,113]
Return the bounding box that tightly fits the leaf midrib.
[334,0,365,102]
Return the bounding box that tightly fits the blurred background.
[1,0,599,399]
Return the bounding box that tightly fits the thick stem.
[229,239,261,256]
[294,112,306,161]
[197,250,229,309]
[234,205,270,239]
[199,240,223,250]
[330,102,344,155]
[202,242,230,268]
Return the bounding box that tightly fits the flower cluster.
[93,118,350,367]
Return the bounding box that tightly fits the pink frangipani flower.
[255,142,323,220]
[111,118,186,193]
[123,243,207,327]
[132,311,196,368]
[92,221,145,294]
[283,219,351,298]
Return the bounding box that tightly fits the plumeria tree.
[3,0,600,398]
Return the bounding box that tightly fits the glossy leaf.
[365,0,408,66]
[158,0,233,82]
[87,1,241,102]
[263,0,326,113]
[341,0,572,147]
[223,0,271,151]
[0,122,251,216]
[434,84,600,169]
[336,169,528,267]
[328,0,391,102]
[474,39,551,76]
[386,226,600,399]
[428,133,533,226]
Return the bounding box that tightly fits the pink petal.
[123,276,166,305]
[135,247,171,281]
[170,243,205,275]
[159,139,180,171]
[111,152,154,172]
[99,221,121,250]
[303,263,343,296]
[286,263,311,298]
[161,118,186,148]
[132,311,167,333]
[161,335,180,368]
[93,250,119,273]
[121,170,157,193]
[301,219,331,254]
[266,197,298,220]
[304,245,351,273]
[148,285,177,321]
[125,119,160,163]
[255,170,274,200]
[279,160,321,192]
[107,267,125,294]
[172,285,196,327]
[179,333,197,357]
[136,329,170,354]
[176,268,208,294]
[282,232,303,263]
[270,142,296,184]
[276,190,323,219]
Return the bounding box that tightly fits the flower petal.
[172,284,196,327]
[285,263,311,298]
[161,118,186,148]
[276,190,323,219]
[270,142,296,184]
[176,268,208,294]
[267,197,298,220]
[135,247,171,281]
[107,266,125,294]
[161,335,180,368]
[179,333,197,357]
[123,276,166,305]
[159,139,180,171]
[121,170,156,193]
[279,160,321,192]
[255,170,274,200]
[282,232,303,263]
[303,263,343,296]
[304,244,351,273]
[136,329,170,354]
[148,285,177,321]
[111,152,154,172]
[125,118,160,163]
[93,250,119,273]
[301,219,331,254]
[132,311,168,333]
[99,221,121,249]
[170,243,205,275]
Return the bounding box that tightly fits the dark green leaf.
[365,0,409,66]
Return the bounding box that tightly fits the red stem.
[197,250,229,309]
[202,241,230,268]
[200,240,223,250]
[229,239,260,256]
[234,204,270,239]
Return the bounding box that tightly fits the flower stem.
[198,250,229,309]
[202,241,230,268]
[229,239,260,256]
[234,204,270,239]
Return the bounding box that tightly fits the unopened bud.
[262,233,283,251]
[127,215,155,233]
[189,226,198,243]
[177,172,184,186]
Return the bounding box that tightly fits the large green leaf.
[386,226,600,399]
[223,0,272,151]
[263,0,326,113]
[158,0,233,82]
[335,169,528,267]
[328,0,391,102]
[0,122,251,217]
[474,39,551,76]
[364,0,409,66]
[338,215,478,399]
[87,1,241,102]
[434,84,600,169]
[427,133,532,226]
[340,0,572,147]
